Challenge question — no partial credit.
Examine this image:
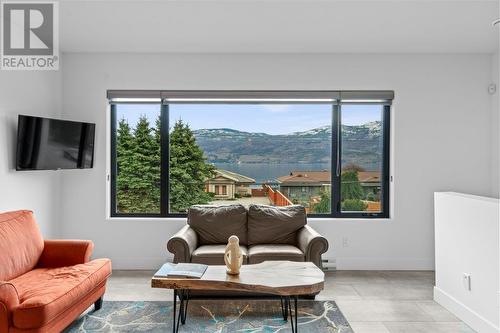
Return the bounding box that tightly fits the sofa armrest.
[37,240,94,268]
[297,225,329,268]
[0,281,19,332]
[167,225,198,263]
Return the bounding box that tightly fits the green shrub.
[342,199,367,211]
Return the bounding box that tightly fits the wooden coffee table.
[151,261,324,333]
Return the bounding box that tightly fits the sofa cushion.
[248,244,305,264]
[188,205,248,245]
[0,210,44,281]
[191,245,248,265]
[247,205,306,246]
[10,258,111,329]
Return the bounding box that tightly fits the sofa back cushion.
[247,204,306,246]
[188,205,248,245]
[0,210,44,281]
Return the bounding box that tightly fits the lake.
[212,162,331,184]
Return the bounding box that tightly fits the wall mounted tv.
[16,115,95,171]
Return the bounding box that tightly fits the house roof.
[277,170,381,185]
[213,169,255,184]
[358,171,381,183]
[277,171,330,185]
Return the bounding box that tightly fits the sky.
[116,103,382,135]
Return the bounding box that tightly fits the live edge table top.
[151,261,325,296]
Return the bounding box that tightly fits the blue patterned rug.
[65,300,352,332]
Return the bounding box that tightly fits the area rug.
[65,300,352,332]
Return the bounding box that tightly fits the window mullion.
[382,105,391,218]
[332,104,341,217]
[161,104,169,217]
[110,104,118,217]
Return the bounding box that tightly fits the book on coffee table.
[154,263,208,279]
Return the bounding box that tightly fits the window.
[214,185,227,196]
[109,91,391,218]
[338,104,390,217]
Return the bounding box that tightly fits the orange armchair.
[0,210,111,333]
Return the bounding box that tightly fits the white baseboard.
[108,255,433,271]
[109,256,174,270]
[335,257,434,270]
[434,287,500,333]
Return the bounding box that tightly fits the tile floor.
[105,270,475,332]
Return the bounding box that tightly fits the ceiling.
[60,0,499,53]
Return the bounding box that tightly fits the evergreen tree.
[151,116,162,209]
[312,189,331,214]
[131,116,160,213]
[169,120,214,213]
[117,116,160,213]
[116,118,134,213]
[341,170,364,200]
[341,169,367,211]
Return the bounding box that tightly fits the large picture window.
[109,91,392,218]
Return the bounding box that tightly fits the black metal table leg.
[280,297,289,321]
[182,290,189,324]
[173,289,190,333]
[287,296,299,333]
[179,290,189,325]
[294,296,298,332]
[172,289,177,333]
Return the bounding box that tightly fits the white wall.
[491,52,499,198]
[0,70,62,238]
[59,53,495,270]
[434,192,499,333]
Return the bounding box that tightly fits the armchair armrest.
[0,281,19,332]
[167,225,198,263]
[298,225,329,268]
[37,240,94,268]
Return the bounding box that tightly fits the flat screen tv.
[16,115,95,171]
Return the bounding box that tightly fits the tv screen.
[16,115,95,171]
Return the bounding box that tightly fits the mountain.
[193,121,382,170]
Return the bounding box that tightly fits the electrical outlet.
[488,83,497,95]
[463,273,471,291]
[321,258,337,271]
[342,237,349,248]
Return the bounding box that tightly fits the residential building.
[277,170,381,202]
[206,169,255,200]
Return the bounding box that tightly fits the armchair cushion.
[37,240,94,268]
[297,225,329,268]
[247,205,306,246]
[10,258,111,329]
[188,204,248,245]
[167,225,198,263]
[0,210,44,281]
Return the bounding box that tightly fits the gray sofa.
[167,204,329,269]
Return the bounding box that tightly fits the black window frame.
[109,91,391,219]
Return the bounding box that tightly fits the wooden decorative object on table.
[224,235,243,275]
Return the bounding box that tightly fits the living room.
[0,1,499,332]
